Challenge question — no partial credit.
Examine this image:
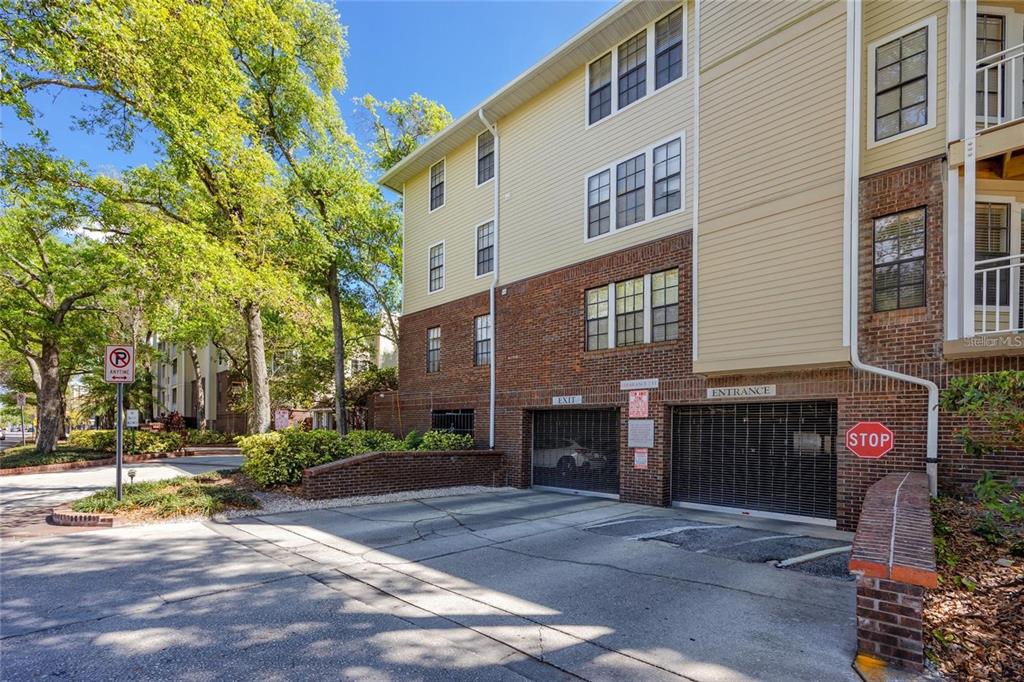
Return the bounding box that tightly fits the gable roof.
[378,0,678,192]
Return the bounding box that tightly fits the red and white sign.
[16,393,26,408]
[103,345,135,384]
[846,421,894,459]
[634,448,648,469]
[629,390,649,418]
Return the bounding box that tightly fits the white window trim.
[974,6,1024,126]
[474,314,492,365]
[866,15,938,149]
[974,193,1022,323]
[584,3,688,130]
[427,239,445,294]
[474,218,496,280]
[582,130,686,244]
[587,268,680,352]
[428,158,446,213]
[475,131,495,188]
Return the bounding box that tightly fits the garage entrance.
[671,401,837,520]
[532,409,619,496]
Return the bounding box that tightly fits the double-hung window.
[474,314,492,366]
[975,202,1011,307]
[616,154,646,228]
[429,160,445,210]
[651,269,679,341]
[615,277,644,347]
[871,20,933,144]
[587,170,611,238]
[652,138,682,217]
[429,242,444,292]
[585,286,609,350]
[618,30,647,108]
[976,15,1004,120]
[427,327,441,373]
[873,208,926,311]
[477,131,494,185]
[589,53,613,125]
[655,8,684,89]
[476,221,494,276]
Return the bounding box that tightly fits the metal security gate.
[671,401,837,520]
[532,409,619,495]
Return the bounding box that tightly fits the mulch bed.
[924,497,1023,680]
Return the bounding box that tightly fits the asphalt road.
[1,489,860,681]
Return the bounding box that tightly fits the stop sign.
[846,421,894,458]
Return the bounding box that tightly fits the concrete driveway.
[0,454,243,536]
[1,489,858,680]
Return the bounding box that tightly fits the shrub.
[71,471,256,517]
[186,429,236,446]
[418,429,474,451]
[340,429,404,457]
[239,428,344,486]
[402,429,423,450]
[67,429,182,454]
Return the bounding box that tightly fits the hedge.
[66,429,183,454]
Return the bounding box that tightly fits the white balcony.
[973,253,1023,334]
[977,41,1024,132]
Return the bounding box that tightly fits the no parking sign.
[104,345,135,384]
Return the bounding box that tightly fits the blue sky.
[3,1,615,174]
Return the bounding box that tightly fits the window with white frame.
[427,327,441,373]
[651,269,679,341]
[474,314,492,366]
[586,6,685,126]
[476,221,494,276]
[975,202,1011,307]
[429,242,444,292]
[655,8,684,89]
[585,286,609,350]
[429,159,445,210]
[477,131,494,185]
[873,208,926,312]
[976,14,1004,119]
[615,277,644,347]
[589,53,613,124]
[869,18,935,145]
[585,134,684,240]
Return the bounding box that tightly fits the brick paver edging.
[49,505,119,527]
[848,471,937,671]
[0,450,197,476]
[302,450,505,500]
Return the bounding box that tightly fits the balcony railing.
[977,41,1024,131]
[974,253,1023,334]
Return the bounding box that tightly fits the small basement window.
[431,409,474,436]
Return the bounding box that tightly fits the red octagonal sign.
[846,421,894,459]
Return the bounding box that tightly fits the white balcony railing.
[977,41,1024,131]
[974,253,1023,334]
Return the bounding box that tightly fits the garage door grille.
[671,401,837,520]
[532,409,619,494]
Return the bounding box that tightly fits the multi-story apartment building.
[151,341,244,432]
[375,0,1024,530]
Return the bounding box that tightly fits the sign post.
[103,345,136,501]
[17,393,26,446]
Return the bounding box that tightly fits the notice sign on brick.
[634,448,648,469]
[103,345,135,384]
[628,419,655,448]
[629,390,649,418]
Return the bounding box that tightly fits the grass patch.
[71,470,258,519]
[1,443,110,469]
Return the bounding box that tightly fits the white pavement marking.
[625,524,733,541]
[694,534,799,553]
[775,545,852,567]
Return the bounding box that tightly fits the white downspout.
[844,0,939,495]
[479,109,499,449]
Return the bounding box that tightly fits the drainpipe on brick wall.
[844,0,939,495]
[479,109,499,449]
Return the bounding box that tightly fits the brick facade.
[376,156,1024,531]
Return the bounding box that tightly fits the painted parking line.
[626,524,733,541]
[694,533,798,553]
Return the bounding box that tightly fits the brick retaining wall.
[301,450,505,500]
[849,472,937,670]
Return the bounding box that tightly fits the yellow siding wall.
[699,0,835,69]
[861,0,947,176]
[696,0,850,374]
[403,2,694,314]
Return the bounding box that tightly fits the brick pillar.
[855,577,926,670]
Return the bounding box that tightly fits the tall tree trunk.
[243,302,271,433]
[188,344,207,430]
[35,340,61,453]
[328,263,347,435]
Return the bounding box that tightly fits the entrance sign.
[104,345,135,383]
[126,409,140,428]
[846,421,894,458]
[634,448,649,469]
[621,378,659,391]
[629,390,649,418]
[706,384,777,399]
[552,395,583,405]
[627,419,655,448]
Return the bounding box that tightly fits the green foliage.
[346,366,399,407]
[419,430,474,451]
[239,428,344,486]
[71,471,256,517]
[971,471,1024,544]
[0,444,112,469]
[402,429,423,451]
[67,429,182,454]
[340,429,403,456]
[941,371,1024,455]
[186,429,237,446]
[358,94,453,171]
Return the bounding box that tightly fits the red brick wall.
[374,156,1024,530]
[301,450,504,499]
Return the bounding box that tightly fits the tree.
[0,146,130,452]
[359,94,453,172]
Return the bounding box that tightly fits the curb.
[49,505,119,527]
[0,450,239,476]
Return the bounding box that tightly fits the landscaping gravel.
[214,485,518,520]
